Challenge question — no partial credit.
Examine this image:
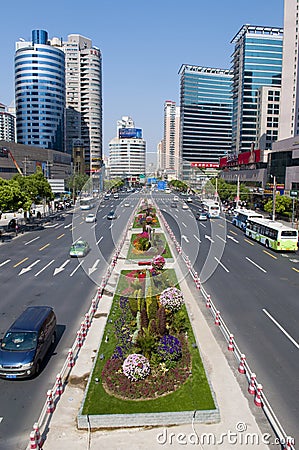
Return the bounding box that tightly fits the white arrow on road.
[182,235,189,243]
[205,235,214,243]
[53,260,70,276]
[19,260,40,276]
[227,235,239,243]
[88,259,100,275]
[64,223,72,229]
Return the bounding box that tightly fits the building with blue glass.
[15,30,65,152]
[231,25,283,154]
[179,65,233,175]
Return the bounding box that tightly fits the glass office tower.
[179,65,232,170]
[15,30,65,152]
[231,25,283,154]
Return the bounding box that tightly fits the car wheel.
[51,331,56,346]
[35,360,41,375]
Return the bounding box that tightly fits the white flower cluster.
[122,353,151,381]
[160,287,184,312]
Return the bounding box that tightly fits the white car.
[124,202,130,207]
[85,213,97,223]
[186,197,193,203]
[182,203,189,210]
[173,196,179,202]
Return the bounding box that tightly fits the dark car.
[0,306,56,379]
[170,202,178,208]
[107,210,117,220]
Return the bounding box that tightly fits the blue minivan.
[0,306,56,379]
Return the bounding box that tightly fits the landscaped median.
[78,198,219,428]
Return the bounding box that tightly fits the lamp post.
[272,175,276,221]
[236,174,240,208]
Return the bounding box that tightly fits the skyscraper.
[179,65,232,174]
[0,103,15,142]
[231,25,283,154]
[278,0,299,140]
[109,116,146,183]
[63,34,102,176]
[15,30,65,152]
[162,100,180,177]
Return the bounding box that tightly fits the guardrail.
[155,203,296,450]
[27,201,138,449]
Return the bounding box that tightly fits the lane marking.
[246,257,267,273]
[35,259,55,277]
[70,260,83,277]
[0,259,11,267]
[55,223,64,229]
[96,236,103,245]
[244,238,254,246]
[292,267,299,273]
[53,260,70,276]
[25,236,40,245]
[182,235,189,243]
[13,257,28,268]
[182,222,187,228]
[193,234,201,244]
[216,234,227,243]
[227,235,239,243]
[263,250,277,259]
[39,243,50,251]
[64,224,72,229]
[263,308,299,350]
[215,257,229,272]
[200,223,207,228]
[19,259,40,276]
[57,233,65,240]
[218,223,225,228]
[229,230,238,236]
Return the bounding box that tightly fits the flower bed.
[127,233,172,260]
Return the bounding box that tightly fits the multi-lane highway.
[0,193,138,450]
[154,191,299,445]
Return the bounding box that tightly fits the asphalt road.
[154,191,299,445]
[0,192,139,450]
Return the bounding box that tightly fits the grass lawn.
[82,271,215,415]
[127,233,172,260]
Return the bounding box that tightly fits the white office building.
[0,103,15,142]
[109,116,146,182]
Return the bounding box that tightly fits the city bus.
[232,208,263,231]
[201,200,221,218]
[245,217,298,252]
[79,197,95,210]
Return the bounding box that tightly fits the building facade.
[63,34,102,176]
[256,86,281,150]
[15,30,65,152]
[231,25,283,154]
[278,0,299,140]
[109,117,146,182]
[0,103,15,142]
[162,100,180,177]
[179,65,232,178]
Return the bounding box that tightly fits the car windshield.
[1,331,38,351]
[73,242,86,249]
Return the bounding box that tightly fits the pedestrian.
[15,224,18,235]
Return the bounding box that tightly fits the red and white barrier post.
[206,294,211,308]
[254,384,263,407]
[228,334,234,351]
[238,354,246,374]
[248,373,256,395]
[56,373,64,396]
[214,310,220,326]
[46,390,55,414]
[67,349,75,368]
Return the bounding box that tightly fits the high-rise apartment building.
[162,100,180,177]
[0,103,15,142]
[15,30,65,152]
[278,0,299,139]
[179,65,232,174]
[109,116,146,182]
[63,34,102,176]
[231,25,283,154]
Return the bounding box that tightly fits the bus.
[232,208,263,231]
[201,200,221,218]
[245,217,298,252]
[79,197,95,210]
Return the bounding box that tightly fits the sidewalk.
[41,219,273,450]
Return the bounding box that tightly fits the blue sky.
[0,0,283,159]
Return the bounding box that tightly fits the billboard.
[119,128,142,139]
[157,181,167,190]
[191,162,219,168]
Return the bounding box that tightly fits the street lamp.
[271,175,276,221]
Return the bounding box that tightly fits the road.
[154,191,299,445]
[0,193,138,450]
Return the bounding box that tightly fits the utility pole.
[236,175,240,208]
[272,175,276,221]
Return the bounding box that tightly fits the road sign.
[290,190,298,197]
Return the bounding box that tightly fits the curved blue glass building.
[15,30,65,151]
